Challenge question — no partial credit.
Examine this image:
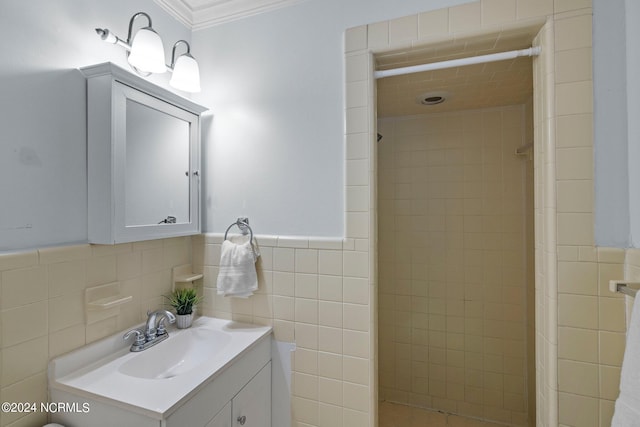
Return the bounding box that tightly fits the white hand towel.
[612,295,640,426]
[216,235,260,298]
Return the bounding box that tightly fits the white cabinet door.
[206,402,232,427]
[232,362,271,427]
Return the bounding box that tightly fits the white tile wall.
[194,234,373,426]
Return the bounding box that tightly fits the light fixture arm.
[95,12,154,52]
[170,40,193,69]
[126,12,153,45]
[95,28,131,51]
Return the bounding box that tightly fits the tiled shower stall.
[377,105,535,424]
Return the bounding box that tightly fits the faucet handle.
[123,329,145,346]
[157,320,167,336]
[162,310,176,323]
[156,311,176,336]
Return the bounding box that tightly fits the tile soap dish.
[172,264,203,287]
[85,282,132,324]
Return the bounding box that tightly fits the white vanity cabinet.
[206,362,271,427]
[168,361,271,427]
[80,62,208,244]
[51,359,272,427]
[232,361,271,427]
[207,402,231,427]
[49,318,272,427]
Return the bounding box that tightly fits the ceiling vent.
[416,91,450,106]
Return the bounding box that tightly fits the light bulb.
[128,27,166,74]
[170,53,201,93]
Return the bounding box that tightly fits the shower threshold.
[379,401,517,427]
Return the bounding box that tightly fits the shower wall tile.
[556,113,593,148]
[346,54,370,83]
[347,81,368,109]
[345,25,367,53]
[449,3,482,34]
[557,180,593,213]
[418,9,449,41]
[555,0,592,12]
[555,47,592,83]
[481,0,517,27]
[554,12,592,51]
[555,81,594,116]
[346,107,369,134]
[346,133,369,160]
[556,213,595,246]
[557,147,593,180]
[388,15,417,46]
[376,105,532,424]
[367,21,389,51]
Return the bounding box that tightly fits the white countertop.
[49,317,272,419]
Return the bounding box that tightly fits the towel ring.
[224,218,254,241]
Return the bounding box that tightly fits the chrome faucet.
[123,309,176,352]
[145,309,176,339]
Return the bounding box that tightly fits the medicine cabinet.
[81,62,208,244]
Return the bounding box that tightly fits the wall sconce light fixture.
[95,12,201,93]
[170,40,201,93]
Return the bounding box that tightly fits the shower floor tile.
[379,401,507,427]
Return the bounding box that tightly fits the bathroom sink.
[48,316,272,419]
[118,328,232,379]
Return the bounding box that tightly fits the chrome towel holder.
[610,280,640,297]
[224,217,253,241]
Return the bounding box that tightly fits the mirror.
[82,62,207,244]
[125,99,190,226]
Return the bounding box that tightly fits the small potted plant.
[165,288,203,328]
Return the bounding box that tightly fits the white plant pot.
[175,312,194,329]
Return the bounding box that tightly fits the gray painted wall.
[192,0,471,237]
[593,0,640,247]
[625,0,640,247]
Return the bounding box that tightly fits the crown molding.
[153,0,307,30]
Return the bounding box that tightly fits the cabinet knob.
[237,415,247,425]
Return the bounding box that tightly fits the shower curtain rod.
[374,46,541,79]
